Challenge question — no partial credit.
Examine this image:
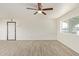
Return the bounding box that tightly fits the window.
[60,21,68,32]
[74,24,79,35]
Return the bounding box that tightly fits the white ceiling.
[0,3,78,20]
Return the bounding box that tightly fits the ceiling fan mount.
[27,3,53,15]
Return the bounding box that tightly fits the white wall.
[57,7,79,53]
[0,14,57,40]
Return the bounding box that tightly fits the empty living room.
[0,2,79,56]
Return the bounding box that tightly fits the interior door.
[7,22,16,40]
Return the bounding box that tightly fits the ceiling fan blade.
[42,12,46,15]
[38,3,42,10]
[34,12,38,15]
[43,8,53,11]
[27,8,37,10]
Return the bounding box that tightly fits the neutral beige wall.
[0,15,57,40]
[57,7,79,53]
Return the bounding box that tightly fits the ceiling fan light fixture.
[38,10,42,13]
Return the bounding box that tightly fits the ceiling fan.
[27,3,53,15]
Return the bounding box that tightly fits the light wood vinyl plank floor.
[0,40,78,56]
